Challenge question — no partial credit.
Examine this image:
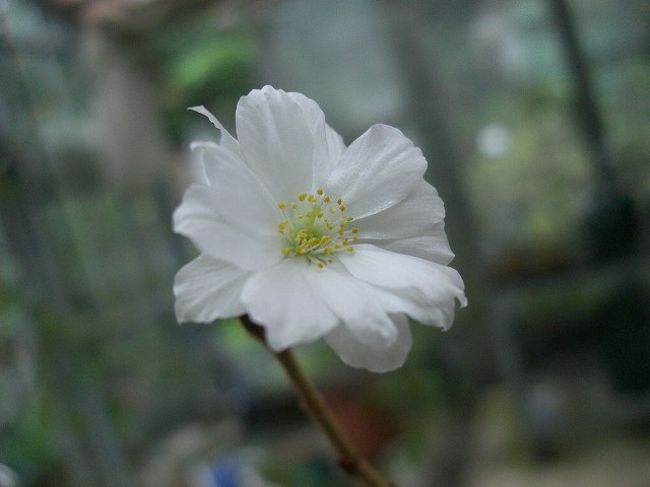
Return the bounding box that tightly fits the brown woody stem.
[240,315,393,487]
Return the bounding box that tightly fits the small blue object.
[209,456,240,487]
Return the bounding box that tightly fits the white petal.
[174,255,249,323]
[189,140,219,153]
[190,140,246,185]
[188,141,214,184]
[189,104,247,189]
[353,181,445,239]
[189,115,280,238]
[240,258,338,351]
[198,153,278,239]
[236,86,327,202]
[287,91,346,184]
[378,288,458,330]
[189,105,238,153]
[307,264,397,348]
[173,184,282,270]
[326,315,412,373]
[189,109,274,198]
[338,244,467,307]
[326,124,426,219]
[375,223,455,265]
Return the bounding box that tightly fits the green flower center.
[276,188,359,268]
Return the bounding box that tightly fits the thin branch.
[240,315,393,487]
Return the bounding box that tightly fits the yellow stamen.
[276,190,358,266]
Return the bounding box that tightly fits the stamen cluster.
[277,188,359,268]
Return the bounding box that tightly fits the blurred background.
[1,0,649,486]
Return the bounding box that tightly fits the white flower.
[174,86,466,372]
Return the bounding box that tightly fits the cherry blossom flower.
[174,86,466,372]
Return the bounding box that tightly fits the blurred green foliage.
[138,16,255,142]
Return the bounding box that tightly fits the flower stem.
[240,316,393,487]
